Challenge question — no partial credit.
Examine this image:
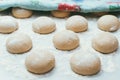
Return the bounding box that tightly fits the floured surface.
[0,11,120,80]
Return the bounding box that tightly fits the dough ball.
[0,16,18,33]
[25,49,55,74]
[32,17,56,34]
[92,32,118,53]
[6,33,32,54]
[70,52,101,75]
[53,30,79,50]
[97,15,120,32]
[66,15,88,32]
[12,7,33,18]
[93,12,108,16]
[51,10,70,18]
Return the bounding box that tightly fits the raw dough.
[0,16,18,33]
[66,15,88,32]
[32,16,56,34]
[25,49,55,74]
[92,32,118,53]
[97,15,120,32]
[12,7,33,18]
[93,12,108,16]
[6,33,32,54]
[53,30,79,50]
[51,10,70,18]
[70,52,101,75]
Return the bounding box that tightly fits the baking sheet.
[0,10,120,80]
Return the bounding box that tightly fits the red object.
[58,3,80,11]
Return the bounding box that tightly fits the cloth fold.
[0,0,120,13]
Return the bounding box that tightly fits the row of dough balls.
[5,31,118,75]
[25,48,101,76]
[11,7,108,18]
[6,30,118,54]
[11,7,70,18]
[65,14,119,32]
[0,14,119,34]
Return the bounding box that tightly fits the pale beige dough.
[53,30,79,50]
[0,16,18,33]
[12,7,33,18]
[25,49,55,74]
[70,52,101,76]
[51,10,70,18]
[66,15,88,32]
[97,15,120,32]
[6,33,32,54]
[32,16,56,34]
[92,32,119,54]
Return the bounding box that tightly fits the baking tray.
[0,10,120,80]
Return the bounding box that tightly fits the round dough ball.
[32,17,56,34]
[25,49,55,74]
[92,32,118,53]
[70,52,101,75]
[53,30,79,50]
[51,10,70,18]
[97,15,120,32]
[66,15,88,32]
[6,33,32,54]
[12,7,33,18]
[0,16,18,33]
